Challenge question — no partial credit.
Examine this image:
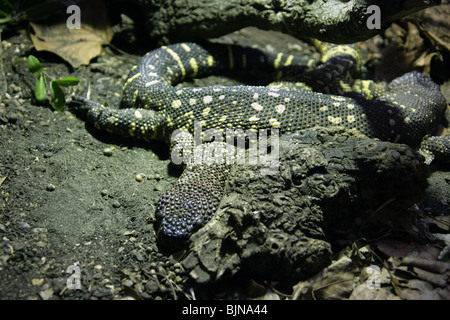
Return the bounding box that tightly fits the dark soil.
[0,6,449,300]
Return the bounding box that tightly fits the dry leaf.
[400,256,450,274]
[29,0,113,68]
[350,283,400,300]
[425,216,450,232]
[404,22,424,52]
[379,20,446,78]
[376,239,450,299]
[376,239,420,258]
[292,256,358,300]
[394,279,443,300]
[376,239,440,259]
[246,278,266,297]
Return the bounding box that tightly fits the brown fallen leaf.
[401,256,450,274]
[350,282,400,300]
[378,19,446,79]
[29,0,113,68]
[395,265,447,287]
[394,279,444,300]
[292,255,358,300]
[375,238,450,299]
[376,239,440,259]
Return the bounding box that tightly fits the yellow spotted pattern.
[86,41,445,150]
[78,41,447,247]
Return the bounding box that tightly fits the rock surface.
[181,127,429,283]
[138,0,441,45]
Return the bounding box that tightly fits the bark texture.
[139,0,441,44]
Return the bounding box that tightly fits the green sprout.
[3,1,78,110]
[0,0,15,25]
[16,55,80,111]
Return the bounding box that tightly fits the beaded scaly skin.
[73,41,448,248]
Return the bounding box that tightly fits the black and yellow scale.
[74,41,448,248]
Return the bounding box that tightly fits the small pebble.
[93,272,103,280]
[46,184,56,192]
[43,152,53,158]
[32,278,45,286]
[18,221,30,228]
[131,250,145,262]
[135,173,145,182]
[103,148,113,157]
[6,112,18,123]
[111,200,121,208]
[39,288,54,300]
[10,83,20,93]
[36,241,46,248]
[122,279,134,287]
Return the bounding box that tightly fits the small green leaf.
[50,80,65,111]
[12,57,27,68]
[53,77,80,87]
[35,73,46,102]
[0,14,12,24]
[0,8,11,24]
[27,55,43,74]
